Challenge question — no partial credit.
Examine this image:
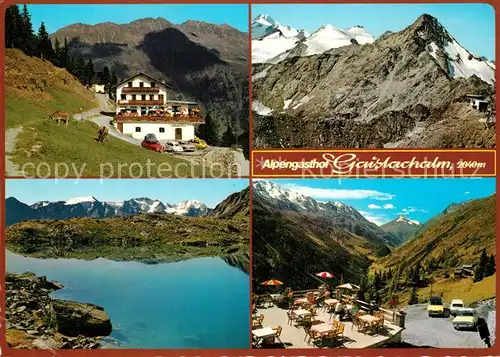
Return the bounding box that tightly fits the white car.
[450,299,465,316]
[165,141,184,153]
[452,308,479,330]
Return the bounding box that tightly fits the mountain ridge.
[252,13,495,149]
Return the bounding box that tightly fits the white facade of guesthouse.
[120,122,196,141]
[112,73,202,141]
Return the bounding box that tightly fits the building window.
[151,82,156,88]
[142,94,146,100]
[135,127,141,132]
[139,82,144,87]
[159,94,164,102]
[159,127,165,133]
[132,95,137,100]
[128,82,132,87]
[121,94,126,100]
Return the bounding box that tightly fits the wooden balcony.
[118,100,163,106]
[114,114,205,124]
[122,87,160,93]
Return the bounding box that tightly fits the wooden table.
[293,309,311,317]
[252,327,277,346]
[311,323,332,335]
[324,299,338,307]
[359,315,379,323]
[295,298,308,304]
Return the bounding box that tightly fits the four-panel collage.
[1,1,497,354]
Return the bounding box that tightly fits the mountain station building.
[112,73,204,141]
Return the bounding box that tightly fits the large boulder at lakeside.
[52,300,112,337]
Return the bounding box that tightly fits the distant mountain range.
[6,196,212,227]
[252,13,495,149]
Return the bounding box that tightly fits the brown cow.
[49,110,70,127]
[96,126,109,143]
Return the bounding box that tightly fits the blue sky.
[25,4,249,34]
[252,4,495,59]
[6,179,249,208]
[265,178,495,225]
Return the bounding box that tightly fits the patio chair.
[273,326,283,344]
[287,310,297,326]
[306,328,322,345]
[336,323,345,339]
[252,314,264,329]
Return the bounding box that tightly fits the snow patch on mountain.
[175,200,208,216]
[304,24,375,56]
[442,40,495,85]
[65,196,97,205]
[253,100,273,116]
[252,32,300,63]
[395,214,421,225]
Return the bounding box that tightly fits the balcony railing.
[122,87,160,93]
[114,114,205,124]
[118,100,164,106]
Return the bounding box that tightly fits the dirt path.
[5,126,24,176]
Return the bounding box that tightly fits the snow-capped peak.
[253,14,276,27]
[174,200,208,216]
[395,214,421,225]
[65,196,97,205]
[304,23,375,56]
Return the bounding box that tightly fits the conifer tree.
[36,22,53,60]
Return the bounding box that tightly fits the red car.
[141,134,165,152]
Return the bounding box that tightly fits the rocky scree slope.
[252,14,495,148]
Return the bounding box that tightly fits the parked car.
[141,134,164,153]
[427,296,445,317]
[452,308,479,330]
[178,141,196,152]
[191,136,208,149]
[450,299,465,316]
[165,141,184,153]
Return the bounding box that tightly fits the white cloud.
[464,191,471,195]
[400,206,428,214]
[368,204,381,209]
[282,184,395,201]
[383,204,395,209]
[358,211,390,226]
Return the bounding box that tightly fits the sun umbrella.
[316,271,334,279]
[261,279,284,286]
[336,283,360,291]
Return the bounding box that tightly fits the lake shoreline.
[6,271,112,350]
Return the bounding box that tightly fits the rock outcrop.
[6,272,112,349]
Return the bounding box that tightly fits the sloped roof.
[113,72,172,89]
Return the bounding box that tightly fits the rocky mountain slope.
[252,14,495,148]
[51,18,248,137]
[373,194,496,276]
[6,272,111,349]
[252,180,397,290]
[381,215,422,243]
[6,196,211,226]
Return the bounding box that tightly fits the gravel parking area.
[401,304,489,348]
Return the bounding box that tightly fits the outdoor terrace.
[118,100,164,106]
[252,289,403,349]
[113,114,205,123]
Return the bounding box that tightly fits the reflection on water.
[6,250,250,349]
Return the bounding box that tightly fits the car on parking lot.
[427,296,445,317]
[141,134,164,153]
[165,141,184,153]
[191,136,208,149]
[450,299,465,316]
[452,308,478,330]
[178,140,196,152]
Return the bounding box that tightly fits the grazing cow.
[96,126,109,143]
[49,110,70,127]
